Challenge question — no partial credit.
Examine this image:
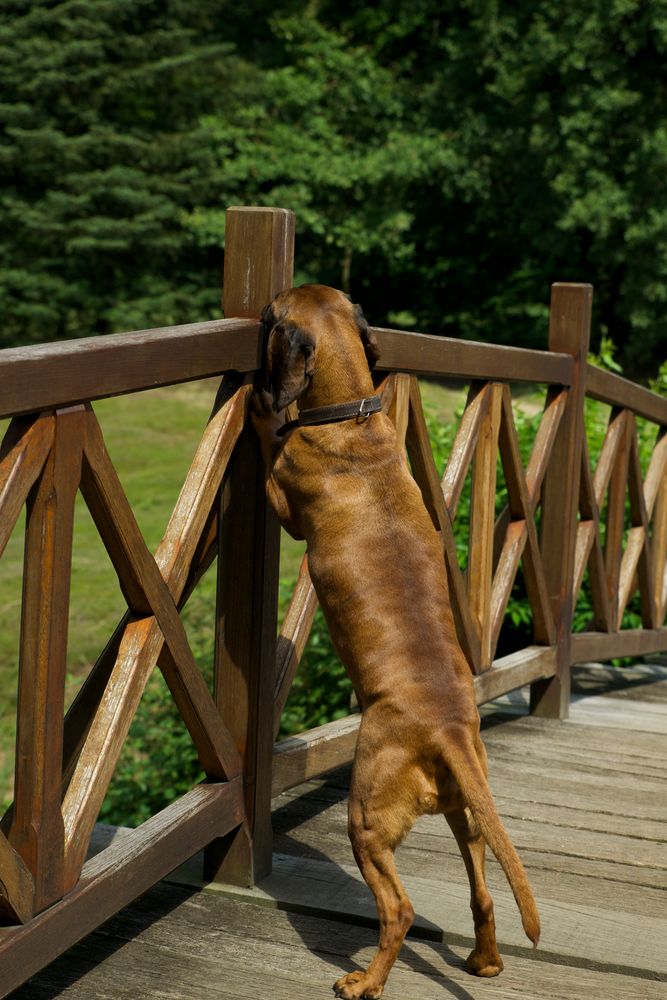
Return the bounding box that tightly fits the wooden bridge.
[0,207,665,996]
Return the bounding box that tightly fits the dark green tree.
[192,1,667,372]
[0,0,242,345]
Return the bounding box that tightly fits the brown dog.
[251,284,540,999]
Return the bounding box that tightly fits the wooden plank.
[405,377,481,669]
[618,420,654,628]
[524,385,568,505]
[0,831,34,925]
[571,628,667,663]
[604,409,631,626]
[473,646,557,704]
[16,881,665,1000]
[221,206,295,318]
[643,428,667,626]
[575,438,613,631]
[490,521,529,650]
[0,781,244,997]
[568,695,667,735]
[467,382,502,668]
[60,380,248,800]
[207,206,294,886]
[373,326,574,385]
[643,427,667,514]
[153,376,250,595]
[387,371,410,446]
[62,617,164,888]
[10,406,84,915]
[81,407,241,782]
[495,386,555,649]
[653,472,667,625]
[586,363,667,426]
[440,382,489,516]
[64,408,241,882]
[0,318,260,420]
[531,283,593,718]
[273,554,318,738]
[272,714,361,797]
[0,413,55,559]
[215,851,667,978]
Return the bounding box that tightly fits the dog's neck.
[297,339,375,411]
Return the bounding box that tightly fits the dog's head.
[261,284,379,411]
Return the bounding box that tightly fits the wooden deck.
[10,662,667,999]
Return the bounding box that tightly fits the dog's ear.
[354,303,380,371]
[267,320,316,411]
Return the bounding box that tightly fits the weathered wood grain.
[208,206,294,886]
[0,413,54,560]
[10,407,85,915]
[60,381,248,809]
[531,283,593,717]
[494,385,555,650]
[571,628,667,663]
[0,318,260,420]
[405,376,481,668]
[14,881,666,1000]
[374,326,574,386]
[0,831,34,924]
[467,382,502,669]
[0,782,244,997]
[586,363,667,426]
[574,437,613,630]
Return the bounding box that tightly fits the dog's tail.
[443,735,541,948]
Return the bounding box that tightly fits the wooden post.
[530,284,592,718]
[10,406,84,914]
[205,207,294,885]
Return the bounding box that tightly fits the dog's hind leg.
[334,786,416,998]
[445,804,504,976]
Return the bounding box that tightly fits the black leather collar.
[276,395,382,437]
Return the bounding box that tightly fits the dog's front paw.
[333,971,383,999]
[251,389,275,421]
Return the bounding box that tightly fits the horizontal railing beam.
[571,628,667,663]
[0,318,260,419]
[0,779,244,998]
[586,365,667,426]
[0,319,580,422]
[373,327,575,386]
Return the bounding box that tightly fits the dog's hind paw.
[333,971,383,999]
[465,948,504,977]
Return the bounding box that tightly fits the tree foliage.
[1,1,666,373]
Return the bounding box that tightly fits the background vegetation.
[1,0,666,373]
[1,2,666,824]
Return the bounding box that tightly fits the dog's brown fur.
[251,284,540,999]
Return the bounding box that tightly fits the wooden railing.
[0,206,665,993]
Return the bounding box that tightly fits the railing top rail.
[7,311,664,424]
[373,327,575,386]
[586,363,667,426]
[0,317,260,419]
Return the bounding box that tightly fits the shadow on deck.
[10,663,667,1000]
